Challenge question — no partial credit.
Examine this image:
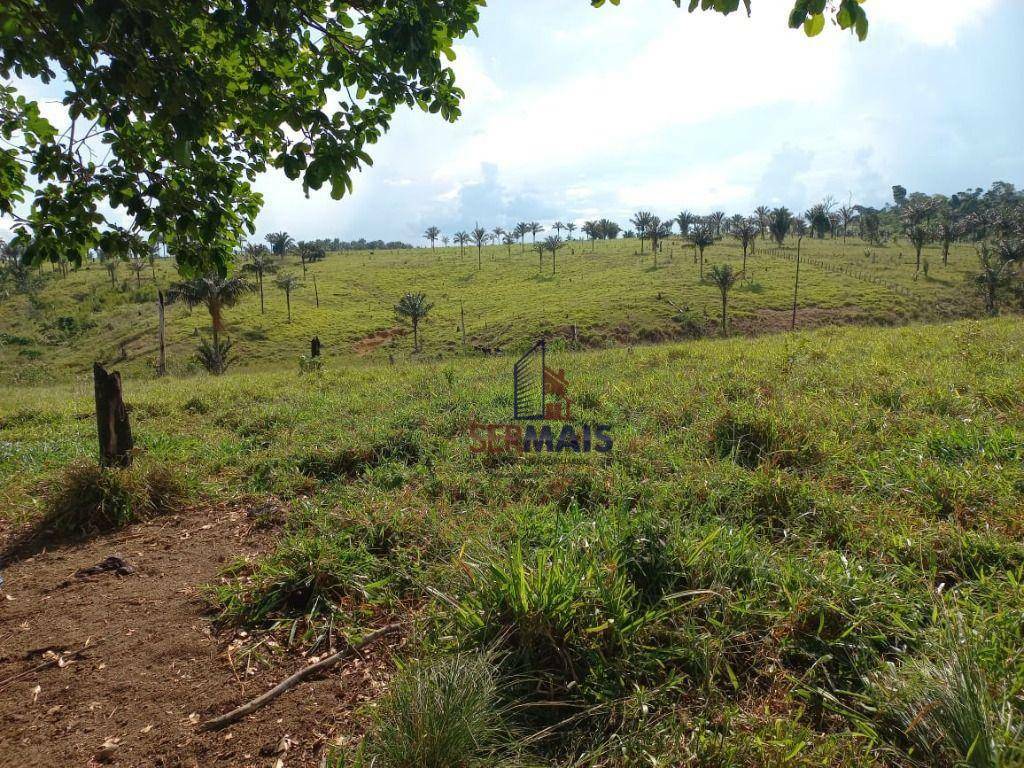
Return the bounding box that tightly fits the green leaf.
[804,13,825,37]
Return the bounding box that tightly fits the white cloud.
[870,0,998,47]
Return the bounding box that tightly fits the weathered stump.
[93,363,133,467]
[310,336,321,358]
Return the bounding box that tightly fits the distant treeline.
[306,237,412,251]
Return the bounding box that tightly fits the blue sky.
[252,0,1024,242]
[4,0,1023,245]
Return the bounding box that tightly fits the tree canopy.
[1,0,869,275]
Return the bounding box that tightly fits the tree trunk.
[94,363,133,467]
[311,336,321,357]
[313,274,319,307]
[460,301,466,350]
[258,273,265,314]
[157,291,166,377]
[286,291,291,322]
[721,294,728,336]
[413,321,419,352]
[791,238,802,331]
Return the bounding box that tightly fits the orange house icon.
[543,366,571,421]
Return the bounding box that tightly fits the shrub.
[450,543,666,702]
[870,621,1023,768]
[196,335,235,374]
[709,410,820,470]
[299,354,324,374]
[40,460,187,537]
[207,531,387,633]
[354,653,518,768]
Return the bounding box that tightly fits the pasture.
[0,234,989,386]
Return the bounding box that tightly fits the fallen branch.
[197,623,402,732]
[0,639,99,692]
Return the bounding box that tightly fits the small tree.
[529,221,544,244]
[564,222,577,241]
[128,257,147,288]
[167,274,252,374]
[690,224,715,280]
[630,211,653,253]
[544,235,564,274]
[975,244,1015,315]
[454,231,469,260]
[732,219,758,274]
[243,243,276,314]
[534,241,546,271]
[754,205,771,240]
[423,226,440,252]
[394,292,433,352]
[472,225,487,269]
[902,200,935,271]
[265,231,294,258]
[502,233,516,258]
[709,263,738,335]
[647,217,673,266]
[769,207,792,245]
[274,273,301,322]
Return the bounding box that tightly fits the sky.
[4,0,1024,245]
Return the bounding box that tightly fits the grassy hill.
[1,318,1021,765]
[0,234,991,385]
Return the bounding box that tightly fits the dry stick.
[0,640,100,691]
[197,623,402,732]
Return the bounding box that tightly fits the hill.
[0,234,992,385]
[1,318,1021,766]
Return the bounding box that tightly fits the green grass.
[2,318,1022,765]
[0,234,995,385]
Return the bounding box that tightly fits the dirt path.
[0,504,396,767]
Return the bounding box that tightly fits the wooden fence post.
[94,363,133,467]
[157,291,167,377]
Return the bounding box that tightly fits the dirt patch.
[353,327,407,356]
[730,306,873,335]
[0,502,400,767]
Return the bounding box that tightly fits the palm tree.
[265,232,294,258]
[544,236,564,274]
[647,217,673,266]
[937,215,957,266]
[502,233,516,258]
[769,207,793,246]
[296,241,324,276]
[582,221,598,251]
[552,221,565,239]
[394,292,433,351]
[472,225,487,270]
[806,204,830,239]
[167,274,252,374]
[903,200,936,271]
[423,226,440,252]
[754,206,771,240]
[838,205,855,242]
[689,225,715,280]
[454,231,469,260]
[709,263,738,335]
[442,235,450,248]
[975,243,1015,315]
[242,243,276,314]
[514,222,529,253]
[492,227,506,246]
[274,272,301,322]
[565,222,577,241]
[529,222,544,244]
[630,211,653,253]
[732,219,758,275]
[708,211,726,238]
[675,211,695,238]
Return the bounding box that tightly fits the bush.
[709,409,820,470]
[869,620,1023,768]
[207,531,387,633]
[352,653,519,768]
[196,335,235,374]
[41,460,187,537]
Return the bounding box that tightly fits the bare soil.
[353,327,407,356]
[0,503,398,767]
